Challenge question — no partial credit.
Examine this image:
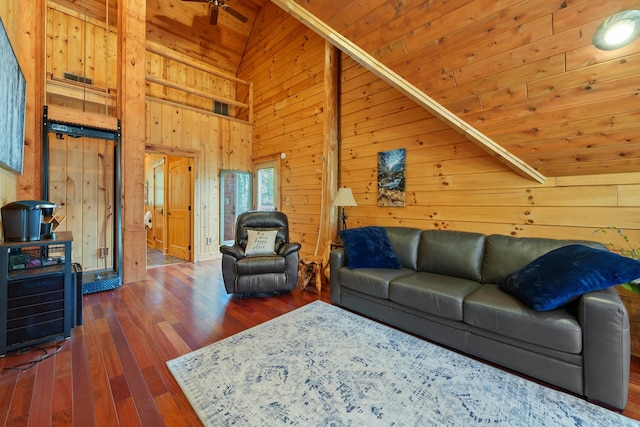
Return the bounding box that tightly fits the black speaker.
[72,263,83,327]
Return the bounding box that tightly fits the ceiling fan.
[182,0,248,25]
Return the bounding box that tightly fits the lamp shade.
[334,188,357,207]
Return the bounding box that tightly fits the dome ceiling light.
[593,10,640,50]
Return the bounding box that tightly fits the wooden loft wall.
[238,4,327,257]
[145,44,253,261]
[0,0,252,274]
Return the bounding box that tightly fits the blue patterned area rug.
[167,301,638,426]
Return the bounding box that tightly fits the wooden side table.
[299,256,324,292]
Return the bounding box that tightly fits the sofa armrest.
[578,287,630,409]
[278,241,301,256]
[220,244,244,260]
[330,248,347,304]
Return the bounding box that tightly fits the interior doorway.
[144,153,193,267]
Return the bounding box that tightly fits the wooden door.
[167,156,192,261]
[153,159,165,251]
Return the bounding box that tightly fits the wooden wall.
[241,3,640,354]
[340,53,640,354]
[145,96,252,260]
[43,4,116,269]
[237,3,327,257]
[146,48,237,112]
[37,2,252,266]
[46,2,118,91]
[294,0,640,178]
[48,136,115,270]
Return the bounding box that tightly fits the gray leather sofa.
[330,227,631,409]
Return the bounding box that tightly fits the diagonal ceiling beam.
[270,0,546,184]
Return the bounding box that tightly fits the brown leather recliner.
[219,210,301,295]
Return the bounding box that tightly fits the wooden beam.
[47,105,119,131]
[315,42,339,261]
[145,75,249,109]
[47,74,117,110]
[146,42,251,86]
[270,0,546,184]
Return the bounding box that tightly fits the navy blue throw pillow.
[338,226,402,269]
[498,244,640,311]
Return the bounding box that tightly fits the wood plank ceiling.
[287,0,640,178]
[53,0,640,177]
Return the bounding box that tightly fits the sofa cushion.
[385,227,422,270]
[339,226,402,269]
[417,230,486,282]
[339,267,414,299]
[482,234,607,284]
[497,244,640,311]
[464,285,583,354]
[389,272,481,321]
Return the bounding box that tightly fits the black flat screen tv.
[0,16,26,174]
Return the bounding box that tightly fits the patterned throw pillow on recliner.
[245,229,278,255]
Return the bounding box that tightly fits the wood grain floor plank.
[6,366,36,423]
[105,312,165,426]
[0,372,17,425]
[154,391,201,426]
[27,352,56,427]
[114,397,143,427]
[70,334,98,427]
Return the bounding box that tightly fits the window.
[254,160,279,211]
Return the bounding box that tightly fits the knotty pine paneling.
[47,4,118,92]
[51,0,264,75]
[292,0,640,177]
[339,52,640,353]
[48,132,116,271]
[146,50,237,112]
[146,98,252,260]
[145,0,262,75]
[238,3,326,257]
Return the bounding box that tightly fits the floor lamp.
[335,187,358,231]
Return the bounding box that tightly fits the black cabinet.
[0,232,74,356]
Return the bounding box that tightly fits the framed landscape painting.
[377,148,406,207]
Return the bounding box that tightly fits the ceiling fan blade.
[224,6,248,23]
[210,4,219,25]
[181,0,210,2]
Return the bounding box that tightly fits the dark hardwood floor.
[0,259,639,426]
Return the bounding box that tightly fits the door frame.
[144,146,197,266]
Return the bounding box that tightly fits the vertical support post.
[315,41,340,262]
[118,0,147,282]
